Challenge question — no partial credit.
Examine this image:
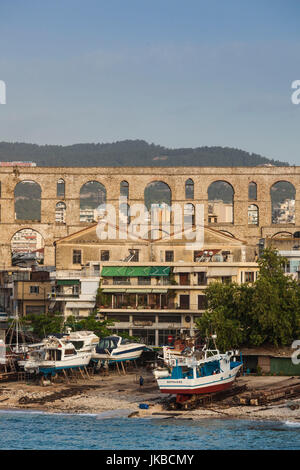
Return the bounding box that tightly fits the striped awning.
[101,266,170,277]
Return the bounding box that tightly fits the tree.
[65,314,114,338]
[25,311,64,338]
[250,248,300,346]
[195,248,300,350]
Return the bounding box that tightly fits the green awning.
[101,266,128,277]
[150,267,170,276]
[101,266,170,277]
[125,266,151,276]
[57,279,80,285]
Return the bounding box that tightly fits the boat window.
[64,348,76,356]
[120,338,131,345]
[98,338,112,350]
[71,341,84,350]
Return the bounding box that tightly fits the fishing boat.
[92,335,145,362]
[154,338,243,400]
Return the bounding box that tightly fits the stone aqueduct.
[1,165,300,267]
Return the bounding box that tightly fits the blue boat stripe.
[112,346,144,356]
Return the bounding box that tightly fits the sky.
[0,0,300,164]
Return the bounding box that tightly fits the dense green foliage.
[65,314,114,338]
[25,311,65,338]
[196,249,300,351]
[25,311,114,339]
[0,140,288,167]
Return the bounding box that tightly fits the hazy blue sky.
[0,0,300,163]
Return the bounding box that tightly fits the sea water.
[0,409,299,450]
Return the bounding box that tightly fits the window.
[185,179,194,199]
[165,251,174,262]
[222,276,232,284]
[93,264,100,274]
[100,250,110,261]
[55,201,66,223]
[158,329,177,346]
[129,249,139,261]
[248,204,259,225]
[245,272,255,283]
[197,272,207,286]
[73,250,82,264]
[179,273,190,285]
[158,315,181,323]
[57,179,65,198]
[179,295,190,309]
[198,295,208,310]
[30,286,39,294]
[120,181,129,199]
[25,305,45,315]
[248,182,257,201]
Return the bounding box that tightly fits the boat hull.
[92,346,144,362]
[157,365,242,395]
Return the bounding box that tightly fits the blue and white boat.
[92,335,145,363]
[154,342,243,401]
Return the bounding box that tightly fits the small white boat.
[37,335,92,375]
[92,335,145,362]
[20,330,99,374]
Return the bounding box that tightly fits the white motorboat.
[20,330,99,375]
[92,335,145,362]
[37,335,92,375]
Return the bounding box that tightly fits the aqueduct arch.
[0,165,298,267]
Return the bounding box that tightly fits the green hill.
[0,140,289,167]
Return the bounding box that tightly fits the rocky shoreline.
[0,372,299,423]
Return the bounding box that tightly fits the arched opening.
[57,178,65,198]
[294,232,300,239]
[184,203,195,226]
[55,202,66,224]
[271,181,295,224]
[14,181,41,221]
[144,181,171,210]
[207,181,234,224]
[144,181,172,235]
[185,179,194,200]
[80,181,106,223]
[248,204,259,225]
[11,229,44,267]
[248,182,257,201]
[120,181,129,200]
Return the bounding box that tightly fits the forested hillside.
[0,140,288,167]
